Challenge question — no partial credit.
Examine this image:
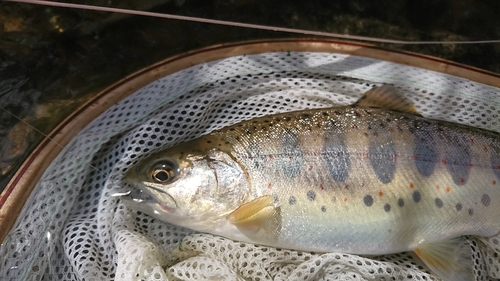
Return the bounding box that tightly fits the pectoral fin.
[226,195,281,242]
[226,195,275,230]
[413,237,473,281]
[356,85,421,115]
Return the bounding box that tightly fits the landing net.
[1,51,500,281]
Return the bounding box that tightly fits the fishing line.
[0,104,104,175]
[5,0,500,45]
[2,0,500,179]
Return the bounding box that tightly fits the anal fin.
[413,237,473,281]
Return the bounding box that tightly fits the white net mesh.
[1,51,500,281]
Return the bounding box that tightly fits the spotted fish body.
[124,86,500,281]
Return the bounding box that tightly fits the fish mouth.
[121,184,178,213]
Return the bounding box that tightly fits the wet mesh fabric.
[1,52,500,281]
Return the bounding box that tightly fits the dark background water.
[0,0,500,191]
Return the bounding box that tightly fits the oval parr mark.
[444,136,471,185]
[289,196,297,205]
[434,198,443,208]
[491,155,500,180]
[280,129,303,178]
[481,194,491,206]
[323,124,350,182]
[413,191,421,203]
[456,203,463,211]
[321,206,326,212]
[468,208,474,216]
[363,195,374,207]
[368,142,397,184]
[412,126,438,177]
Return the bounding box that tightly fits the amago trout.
[124,85,500,281]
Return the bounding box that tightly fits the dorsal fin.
[355,85,420,115]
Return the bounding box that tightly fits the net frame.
[1,39,500,281]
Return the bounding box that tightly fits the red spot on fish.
[378,191,384,197]
[470,139,474,146]
[363,153,369,159]
[352,124,358,129]
[469,163,474,168]
[269,155,273,159]
[345,185,349,190]
[436,185,440,190]
[343,198,348,203]
[308,166,313,171]
[412,155,418,160]
[319,184,324,190]
[493,180,497,185]
[497,165,500,170]
[446,187,451,193]
[441,159,447,165]
[313,152,317,156]
[268,183,273,189]
[409,183,414,189]
[483,146,488,152]
[392,155,397,161]
[460,178,465,184]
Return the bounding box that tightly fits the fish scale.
[124,86,500,281]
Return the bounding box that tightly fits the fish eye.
[151,159,178,184]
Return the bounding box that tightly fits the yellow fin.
[413,237,473,281]
[226,195,275,230]
[355,85,420,115]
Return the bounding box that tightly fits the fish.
[123,85,500,281]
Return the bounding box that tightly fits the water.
[0,0,500,192]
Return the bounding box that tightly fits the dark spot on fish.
[273,195,280,205]
[323,122,350,182]
[321,206,326,212]
[481,194,491,206]
[280,129,303,178]
[289,196,296,205]
[398,198,404,207]
[307,190,316,201]
[412,126,438,177]
[456,203,463,211]
[384,203,391,212]
[435,198,443,208]
[413,191,421,203]
[363,195,374,207]
[368,138,396,184]
[468,208,474,216]
[445,135,471,185]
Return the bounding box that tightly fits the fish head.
[123,140,251,231]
